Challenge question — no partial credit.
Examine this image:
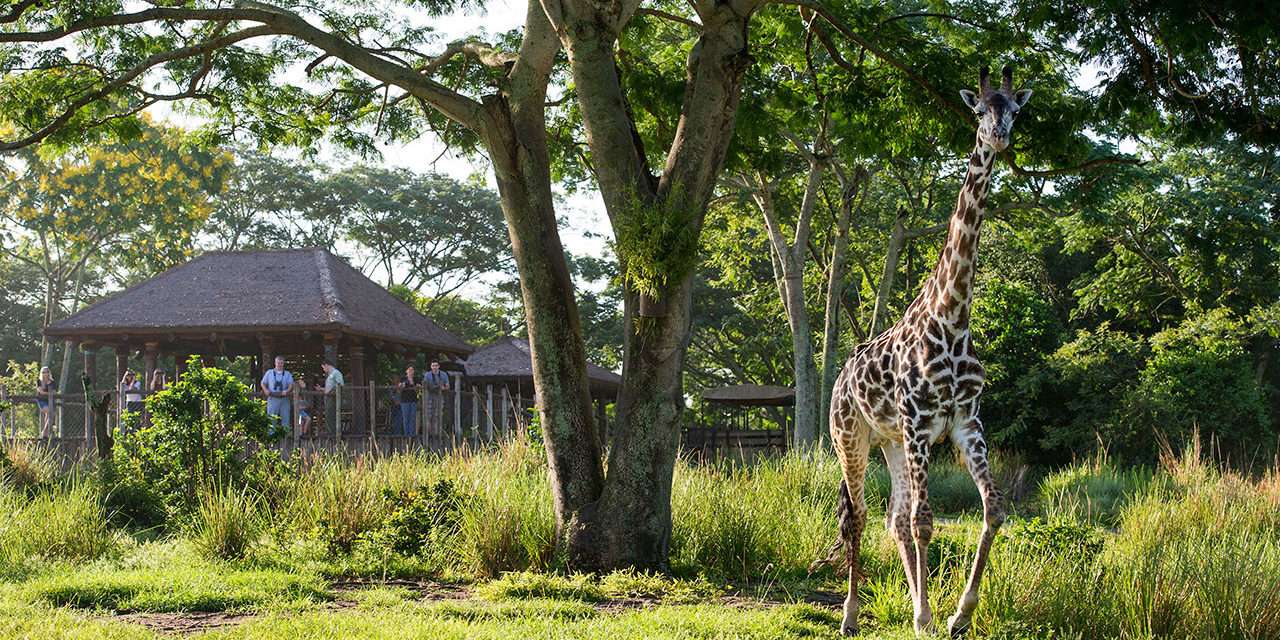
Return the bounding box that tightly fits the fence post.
[453,377,462,448]
[470,387,479,447]
[369,383,378,454]
[0,384,8,439]
[484,384,494,443]
[335,386,343,444]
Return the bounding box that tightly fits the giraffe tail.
[808,479,860,577]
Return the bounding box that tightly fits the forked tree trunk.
[568,277,694,569]
[480,4,605,540]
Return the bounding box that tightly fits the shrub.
[97,461,167,531]
[363,480,466,558]
[114,358,279,518]
[1124,308,1273,461]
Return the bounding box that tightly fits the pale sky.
[146,2,613,295]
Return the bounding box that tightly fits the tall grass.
[191,484,265,560]
[1,440,60,490]
[0,480,116,572]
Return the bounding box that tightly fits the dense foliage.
[114,358,279,518]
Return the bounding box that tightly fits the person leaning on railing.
[316,360,344,436]
[396,365,420,437]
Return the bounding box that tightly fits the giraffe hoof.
[840,622,859,636]
[946,614,971,638]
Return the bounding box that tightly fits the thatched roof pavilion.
[701,384,795,407]
[45,249,472,433]
[462,337,621,398]
[461,337,621,440]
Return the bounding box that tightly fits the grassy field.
[1,438,1277,639]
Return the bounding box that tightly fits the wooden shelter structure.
[686,384,794,459]
[43,248,472,448]
[461,337,622,440]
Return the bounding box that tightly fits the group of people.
[32,366,166,438]
[29,356,449,439]
[259,356,448,437]
[391,361,451,437]
[260,356,345,437]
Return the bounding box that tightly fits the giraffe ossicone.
[824,64,1031,638]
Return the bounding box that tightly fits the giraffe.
[824,65,1032,637]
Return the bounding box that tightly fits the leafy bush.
[97,460,167,531]
[1124,309,1273,460]
[363,480,465,558]
[114,358,279,517]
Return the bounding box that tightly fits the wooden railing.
[0,381,536,462]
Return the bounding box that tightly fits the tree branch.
[0,25,278,150]
[637,7,702,29]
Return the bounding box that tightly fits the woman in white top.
[121,371,144,414]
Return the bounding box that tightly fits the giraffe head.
[958,65,1032,152]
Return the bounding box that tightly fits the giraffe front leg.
[946,418,1005,638]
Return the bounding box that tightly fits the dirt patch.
[112,611,257,635]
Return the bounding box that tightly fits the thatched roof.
[463,337,622,396]
[45,249,472,355]
[702,384,795,407]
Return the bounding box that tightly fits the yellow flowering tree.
[0,119,229,374]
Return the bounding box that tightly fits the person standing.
[149,369,168,392]
[35,366,53,439]
[423,360,450,436]
[260,355,294,436]
[317,360,344,435]
[396,365,420,437]
[120,370,144,435]
[295,373,312,437]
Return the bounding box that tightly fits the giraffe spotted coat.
[826,65,1032,638]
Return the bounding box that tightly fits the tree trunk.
[547,0,752,570]
[570,275,694,570]
[870,207,909,336]
[819,168,863,444]
[480,3,604,545]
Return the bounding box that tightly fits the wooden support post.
[56,339,76,439]
[500,386,510,440]
[369,381,378,453]
[143,342,160,392]
[350,344,366,434]
[82,344,97,445]
[485,384,494,443]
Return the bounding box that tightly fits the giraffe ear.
[959,90,982,112]
[1013,88,1033,108]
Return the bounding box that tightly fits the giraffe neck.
[916,142,996,328]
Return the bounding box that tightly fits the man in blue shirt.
[423,360,450,436]
[260,355,294,436]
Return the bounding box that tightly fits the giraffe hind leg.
[832,419,870,635]
[882,443,920,605]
